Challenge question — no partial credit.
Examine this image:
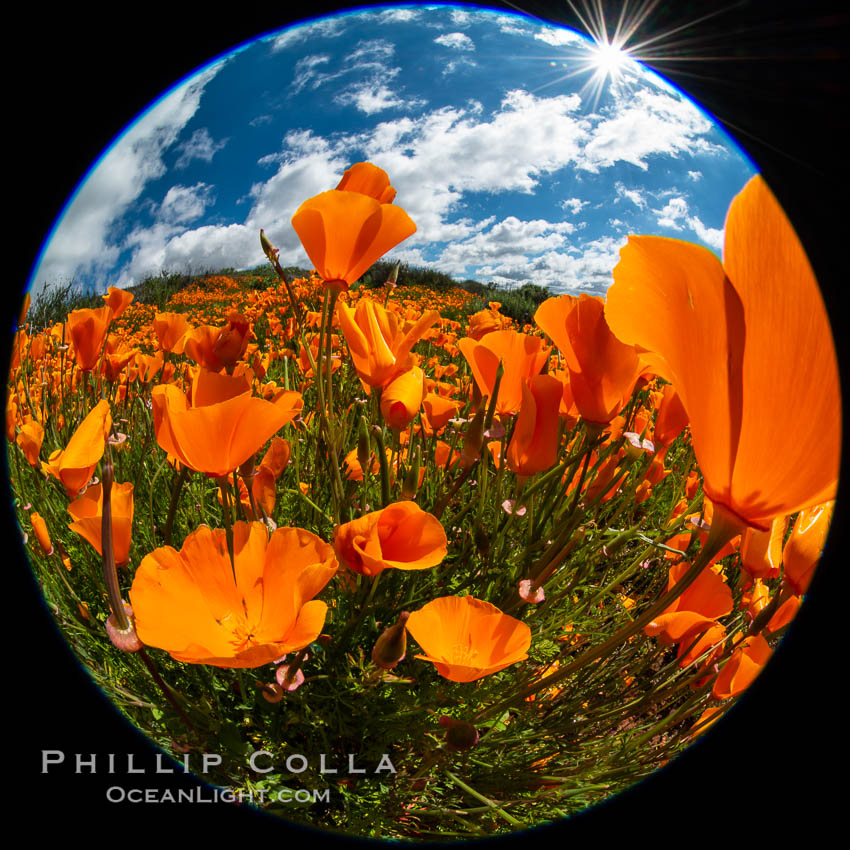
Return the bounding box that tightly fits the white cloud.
[688,170,702,181]
[656,196,689,230]
[267,18,346,51]
[434,32,475,51]
[249,114,273,127]
[450,10,473,26]
[687,216,724,251]
[615,182,647,209]
[495,15,529,36]
[175,127,227,169]
[334,81,406,114]
[30,63,224,293]
[561,197,588,214]
[157,183,214,225]
[534,27,583,46]
[376,8,420,23]
[443,57,477,76]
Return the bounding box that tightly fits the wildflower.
[335,161,397,203]
[380,367,425,431]
[31,512,53,556]
[151,369,301,478]
[712,633,773,700]
[333,501,447,577]
[251,437,292,516]
[16,419,44,467]
[129,522,337,668]
[41,399,112,496]
[606,175,840,530]
[782,501,834,595]
[336,298,439,387]
[68,481,135,567]
[154,312,191,354]
[103,286,134,318]
[67,306,112,371]
[291,185,416,292]
[406,595,531,682]
[458,330,550,416]
[506,375,563,478]
[535,293,642,426]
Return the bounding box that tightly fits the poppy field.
[7,163,840,839]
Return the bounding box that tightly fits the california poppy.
[606,176,840,530]
[335,161,397,204]
[333,501,447,577]
[782,500,834,595]
[458,330,550,416]
[67,306,113,372]
[535,294,642,426]
[405,595,532,683]
[15,419,44,467]
[291,189,416,292]
[31,512,53,555]
[380,367,425,432]
[151,369,301,478]
[251,437,292,516]
[711,633,772,700]
[129,522,337,668]
[67,480,134,567]
[41,399,112,496]
[506,375,563,478]
[337,298,439,388]
[154,312,191,354]
[103,286,134,318]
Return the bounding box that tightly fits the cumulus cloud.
[560,197,588,214]
[175,128,227,169]
[688,170,702,181]
[267,17,346,51]
[656,196,689,229]
[615,182,647,209]
[434,32,475,51]
[534,27,583,46]
[653,195,724,250]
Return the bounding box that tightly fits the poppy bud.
[30,512,53,556]
[261,682,285,703]
[372,611,410,669]
[439,716,479,751]
[260,229,279,263]
[401,446,421,500]
[461,405,487,467]
[386,260,400,289]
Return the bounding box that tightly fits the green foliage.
[27,281,102,331]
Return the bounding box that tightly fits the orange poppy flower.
[16,419,44,467]
[468,308,506,340]
[335,161,397,204]
[154,312,191,354]
[421,393,462,435]
[782,500,834,595]
[506,375,563,478]
[458,329,550,416]
[151,369,301,478]
[712,633,773,700]
[606,175,841,530]
[41,399,112,496]
[251,437,292,516]
[336,298,439,388]
[644,560,733,647]
[739,517,785,580]
[380,367,425,431]
[103,286,134,318]
[214,311,251,370]
[67,481,134,567]
[653,384,689,448]
[535,294,642,426]
[129,522,338,668]
[67,306,113,371]
[291,189,416,292]
[405,596,532,683]
[333,501,447,577]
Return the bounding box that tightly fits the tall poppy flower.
[15,419,44,467]
[103,286,134,318]
[458,330,550,416]
[68,481,134,566]
[291,189,416,292]
[380,367,425,431]
[335,161,397,204]
[712,633,773,700]
[782,500,833,595]
[606,176,841,530]
[535,294,642,426]
[405,596,532,683]
[333,501,447,577]
[67,306,113,372]
[506,374,563,478]
[251,437,292,516]
[151,369,301,478]
[129,522,337,668]
[337,298,439,388]
[41,399,112,496]
[154,312,191,354]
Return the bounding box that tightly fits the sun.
[590,39,631,79]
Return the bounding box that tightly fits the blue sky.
[29,4,755,298]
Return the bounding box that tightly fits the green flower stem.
[371,426,392,508]
[477,504,746,720]
[218,477,237,583]
[443,770,524,828]
[163,464,190,546]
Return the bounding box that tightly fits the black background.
[7,0,847,842]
